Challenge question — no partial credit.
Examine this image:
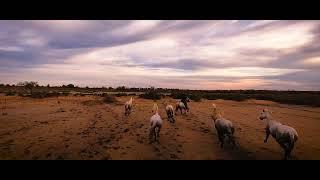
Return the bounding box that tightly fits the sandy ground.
[0,95,320,160]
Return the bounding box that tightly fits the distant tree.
[116,86,126,91]
[47,84,50,88]
[67,84,75,88]
[6,84,11,87]
[108,87,113,90]
[17,81,38,95]
[0,84,4,87]
[85,86,89,89]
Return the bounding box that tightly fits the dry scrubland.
[1,94,320,160]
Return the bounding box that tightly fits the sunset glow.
[1,20,319,90]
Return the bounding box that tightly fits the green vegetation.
[102,94,118,104]
[170,90,320,107]
[16,81,38,95]
[115,93,128,97]
[139,87,162,100]
[1,83,319,106]
[5,91,16,96]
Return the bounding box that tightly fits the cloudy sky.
[0,20,320,90]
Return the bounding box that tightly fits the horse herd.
[123,96,299,160]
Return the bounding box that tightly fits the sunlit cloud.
[301,56,320,66]
[110,20,163,36]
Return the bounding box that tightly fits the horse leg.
[216,129,224,148]
[228,134,236,148]
[149,127,154,143]
[231,135,236,147]
[286,142,295,160]
[157,125,161,142]
[171,113,175,123]
[154,127,158,142]
[220,135,224,148]
[279,142,289,160]
[264,128,270,143]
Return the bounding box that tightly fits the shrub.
[61,92,70,96]
[67,84,75,88]
[170,92,187,99]
[5,91,15,96]
[115,93,127,97]
[139,90,161,100]
[190,94,201,102]
[18,92,27,97]
[30,91,46,98]
[102,94,118,104]
[127,93,137,96]
[16,81,38,95]
[21,91,61,99]
[46,91,60,97]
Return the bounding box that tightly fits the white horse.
[149,103,163,143]
[124,97,134,116]
[259,109,298,160]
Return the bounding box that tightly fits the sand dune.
[0,95,320,160]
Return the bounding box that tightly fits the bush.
[21,91,61,98]
[100,93,107,97]
[102,94,118,104]
[116,86,127,91]
[115,93,127,97]
[61,92,70,96]
[51,92,60,97]
[18,92,27,97]
[203,93,248,101]
[16,81,38,95]
[5,91,15,96]
[170,92,201,101]
[170,92,187,99]
[30,91,46,98]
[67,84,75,88]
[190,94,201,102]
[139,90,161,100]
